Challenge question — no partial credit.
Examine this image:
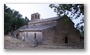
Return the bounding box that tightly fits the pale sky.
[6,4,57,20]
[6,4,83,26]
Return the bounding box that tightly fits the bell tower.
[31,12,40,21]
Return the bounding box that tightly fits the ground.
[4,35,84,49]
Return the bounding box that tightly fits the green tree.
[25,16,29,24]
[4,4,30,34]
[4,4,13,34]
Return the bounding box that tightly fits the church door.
[65,36,68,43]
[33,33,38,47]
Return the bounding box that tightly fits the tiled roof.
[19,22,56,32]
[29,17,59,24]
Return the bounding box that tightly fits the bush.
[80,32,84,39]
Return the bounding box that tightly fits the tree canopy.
[4,4,29,34]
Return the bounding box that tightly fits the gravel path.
[4,35,84,49]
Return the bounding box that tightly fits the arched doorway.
[65,36,68,43]
[33,33,38,47]
[16,34,19,39]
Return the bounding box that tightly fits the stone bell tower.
[31,12,40,21]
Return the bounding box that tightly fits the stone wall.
[19,31,43,46]
[53,16,80,45]
[19,31,25,40]
[13,25,27,38]
[42,27,56,45]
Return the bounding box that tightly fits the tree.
[25,16,29,24]
[4,4,30,34]
[49,4,84,32]
[4,4,13,34]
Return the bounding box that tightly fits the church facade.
[17,13,80,46]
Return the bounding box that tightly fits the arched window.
[38,15,39,19]
[35,14,37,18]
[34,33,36,39]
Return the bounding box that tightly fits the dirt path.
[4,35,31,49]
[4,35,84,49]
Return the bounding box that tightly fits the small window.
[38,15,39,19]
[33,24,35,26]
[34,33,36,39]
[26,32,28,37]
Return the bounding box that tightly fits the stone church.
[16,13,80,46]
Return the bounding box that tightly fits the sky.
[6,4,57,20]
[6,4,83,26]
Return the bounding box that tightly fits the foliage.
[49,4,84,18]
[4,4,29,34]
[80,32,84,39]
